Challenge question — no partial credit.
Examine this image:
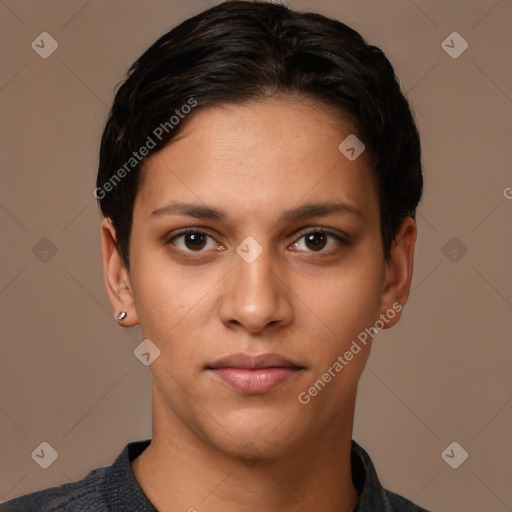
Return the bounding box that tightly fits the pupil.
[185,233,206,250]
[306,233,326,251]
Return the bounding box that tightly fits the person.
[1,1,430,510]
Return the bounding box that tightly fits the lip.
[206,353,304,394]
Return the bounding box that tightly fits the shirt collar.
[114,439,412,512]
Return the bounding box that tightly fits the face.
[103,97,415,459]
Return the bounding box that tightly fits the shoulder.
[0,465,110,512]
[0,439,152,512]
[383,489,432,511]
[351,441,433,512]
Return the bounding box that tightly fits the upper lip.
[206,353,303,370]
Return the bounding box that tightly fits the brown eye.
[304,232,328,251]
[292,229,349,253]
[183,232,207,250]
[169,230,217,252]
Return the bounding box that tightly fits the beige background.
[1,0,511,510]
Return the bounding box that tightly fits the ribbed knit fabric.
[1,441,155,512]
[1,440,431,511]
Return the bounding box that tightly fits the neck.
[132,390,359,512]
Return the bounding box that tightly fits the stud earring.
[117,311,127,321]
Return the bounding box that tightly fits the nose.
[218,244,293,334]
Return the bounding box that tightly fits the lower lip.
[209,367,301,394]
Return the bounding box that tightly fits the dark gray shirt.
[0,440,431,511]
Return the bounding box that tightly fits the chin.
[201,407,306,461]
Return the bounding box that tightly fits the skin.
[101,97,417,512]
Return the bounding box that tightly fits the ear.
[378,217,417,328]
[101,218,139,327]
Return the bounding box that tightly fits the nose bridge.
[236,245,276,296]
[219,239,291,332]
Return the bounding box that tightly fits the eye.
[168,229,220,252]
[166,227,349,257]
[291,229,348,253]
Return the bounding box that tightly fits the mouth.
[205,353,305,394]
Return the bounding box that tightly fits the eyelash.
[166,227,350,258]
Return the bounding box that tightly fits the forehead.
[135,97,378,224]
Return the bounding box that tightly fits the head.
[98,1,422,459]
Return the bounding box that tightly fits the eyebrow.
[150,200,363,223]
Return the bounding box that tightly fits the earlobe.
[101,218,139,327]
[379,217,417,328]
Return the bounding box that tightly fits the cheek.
[135,272,199,337]
[129,244,176,331]
[130,248,221,360]
[295,271,379,410]
[292,248,384,387]
[300,257,383,337]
